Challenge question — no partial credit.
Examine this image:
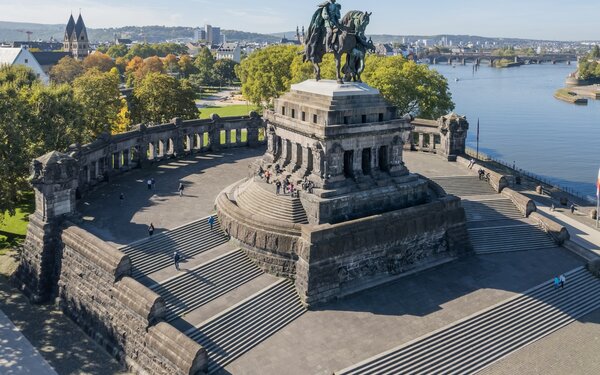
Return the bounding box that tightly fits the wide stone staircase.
[185,279,307,374]
[432,176,558,255]
[236,180,309,224]
[337,266,600,375]
[119,217,230,279]
[149,249,264,322]
[469,224,558,255]
[432,176,497,197]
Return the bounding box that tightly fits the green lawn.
[199,104,258,119]
[0,192,34,253]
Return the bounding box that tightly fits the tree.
[113,99,132,134]
[106,44,129,58]
[0,79,31,216]
[590,45,600,59]
[125,56,144,87]
[131,72,198,124]
[363,56,454,119]
[164,54,179,74]
[49,56,84,84]
[236,45,298,106]
[191,47,216,86]
[27,83,85,155]
[214,59,238,86]
[83,52,116,73]
[178,54,197,78]
[73,69,122,137]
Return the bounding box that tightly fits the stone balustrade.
[68,114,266,195]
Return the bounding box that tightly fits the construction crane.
[16,30,33,42]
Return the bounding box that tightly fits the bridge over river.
[426,52,578,66]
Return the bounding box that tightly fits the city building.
[0,47,49,84]
[194,29,207,42]
[216,43,241,63]
[205,24,222,46]
[31,51,71,77]
[63,13,90,60]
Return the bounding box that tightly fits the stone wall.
[296,196,472,304]
[40,222,206,374]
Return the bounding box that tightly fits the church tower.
[63,13,90,60]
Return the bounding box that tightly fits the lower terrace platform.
[69,147,600,374]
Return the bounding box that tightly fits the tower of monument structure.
[216,79,472,305]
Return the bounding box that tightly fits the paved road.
[0,308,57,375]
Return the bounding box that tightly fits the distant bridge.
[425,52,578,66]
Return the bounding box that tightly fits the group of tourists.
[259,165,314,198]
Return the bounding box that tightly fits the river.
[431,63,600,202]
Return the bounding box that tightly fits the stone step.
[337,267,600,375]
[432,176,496,197]
[236,181,309,224]
[185,279,307,373]
[469,225,556,254]
[149,249,264,322]
[463,199,523,222]
[119,217,230,279]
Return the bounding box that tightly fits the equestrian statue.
[304,0,375,83]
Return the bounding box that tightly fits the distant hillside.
[0,21,583,45]
[0,21,280,44]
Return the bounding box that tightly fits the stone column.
[418,133,425,149]
[246,112,261,148]
[13,151,79,303]
[264,124,276,163]
[210,114,223,151]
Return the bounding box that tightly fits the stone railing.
[69,114,266,194]
[409,114,469,161]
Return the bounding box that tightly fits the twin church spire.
[63,13,90,60]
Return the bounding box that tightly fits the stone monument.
[216,80,472,305]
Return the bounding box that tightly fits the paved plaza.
[7,148,600,374]
[74,148,598,374]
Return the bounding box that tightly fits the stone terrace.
[76,148,600,374]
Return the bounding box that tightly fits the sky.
[0,0,598,41]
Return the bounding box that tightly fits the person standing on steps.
[147,179,152,190]
[174,250,181,271]
[178,182,185,197]
[554,276,560,289]
[148,223,154,237]
[560,274,566,289]
[208,215,216,230]
[276,180,282,195]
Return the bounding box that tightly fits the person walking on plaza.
[148,223,154,237]
[208,215,216,230]
[178,182,185,197]
[276,180,282,195]
[265,170,271,184]
[570,204,576,215]
[551,203,555,212]
[468,158,475,169]
[174,251,181,271]
[147,179,152,190]
[560,274,566,289]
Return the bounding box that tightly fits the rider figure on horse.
[321,0,342,52]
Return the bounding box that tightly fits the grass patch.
[199,104,259,119]
[0,191,34,251]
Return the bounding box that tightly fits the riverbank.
[567,84,600,99]
[554,88,589,104]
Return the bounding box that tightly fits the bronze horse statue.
[304,10,375,83]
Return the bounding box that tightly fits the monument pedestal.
[217,80,472,305]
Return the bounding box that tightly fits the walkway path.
[0,308,58,375]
